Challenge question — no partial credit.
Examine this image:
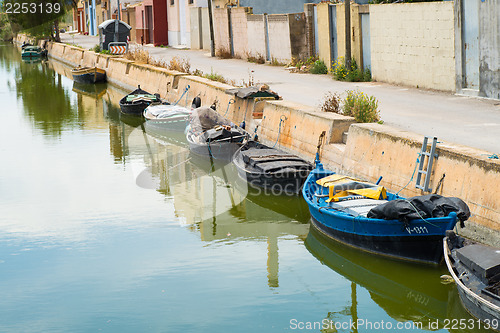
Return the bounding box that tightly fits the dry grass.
[319,91,341,113]
[124,48,239,86]
[124,48,152,64]
[167,56,191,73]
[216,47,232,59]
[124,49,191,74]
[246,52,266,64]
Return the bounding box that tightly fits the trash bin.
[98,19,131,51]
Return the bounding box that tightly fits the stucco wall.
[213,8,230,52]
[370,2,455,91]
[267,14,292,63]
[201,8,210,50]
[231,7,251,59]
[316,2,332,68]
[246,14,266,59]
[190,7,203,49]
[478,1,500,99]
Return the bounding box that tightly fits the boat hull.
[232,142,312,195]
[303,168,458,265]
[311,215,446,265]
[188,139,242,161]
[143,107,190,132]
[234,164,309,195]
[443,236,500,326]
[72,67,106,84]
[119,87,160,116]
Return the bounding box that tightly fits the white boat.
[144,104,192,132]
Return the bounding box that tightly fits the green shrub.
[332,57,371,82]
[342,90,380,123]
[310,59,328,74]
[90,44,100,52]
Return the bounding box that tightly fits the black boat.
[232,141,313,195]
[444,231,500,325]
[71,66,106,84]
[119,85,161,115]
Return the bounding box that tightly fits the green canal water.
[0,43,493,332]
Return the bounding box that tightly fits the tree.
[1,0,77,41]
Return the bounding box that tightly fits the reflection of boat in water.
[231,167,311,223]
[305,227,450,330]
[72,81,107,99]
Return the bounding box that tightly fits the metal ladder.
[415,136,438,192]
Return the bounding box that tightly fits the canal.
[0,42,491,332]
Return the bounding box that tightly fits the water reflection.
[305,228,496,332]
[15,60,75,137]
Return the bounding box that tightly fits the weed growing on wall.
[319,91,341,113]
[332,57,371,82]
[246,52,266,64]
[342,90,380,123]
[216,47,232,59]
[310,59,328,74]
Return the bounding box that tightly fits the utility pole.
[345,0,351,69]
[117,0,121,20]
[207,0,215,57]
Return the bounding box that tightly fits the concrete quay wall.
[31,37,500,245]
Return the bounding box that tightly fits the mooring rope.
[271,115,287,148]
[173,85,190,106]
[223,99,236,117]
[396,152,421,196]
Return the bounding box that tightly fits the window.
[188,0,194,4]
[170,0,174,5]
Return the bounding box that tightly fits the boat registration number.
[405,226,429,234]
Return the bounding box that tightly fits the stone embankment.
[18,35,500,245]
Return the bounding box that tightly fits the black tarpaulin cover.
[367,194,470,225]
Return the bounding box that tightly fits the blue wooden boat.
[302,154,467,265]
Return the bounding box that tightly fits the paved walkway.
[61,33,500,154]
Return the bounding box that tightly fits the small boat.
[71,66,106,84]
[21,46,47,60]
[143,97,201,132]
[119,85,161,115]
[21,42,33,49]
[232,141,313,195]
[444,231,500,324]
[302,153,470,265]
[186,106,249,161]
